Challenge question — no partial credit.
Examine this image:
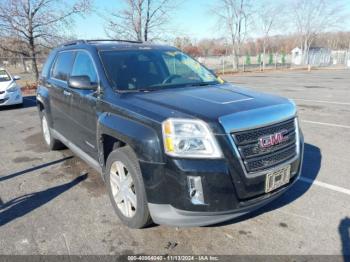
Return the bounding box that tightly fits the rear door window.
[51,51,75,81]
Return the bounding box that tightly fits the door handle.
[63,90,72,96]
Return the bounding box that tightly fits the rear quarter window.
[41,51,57,78]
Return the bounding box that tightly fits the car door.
[48,51,76,137]
[66,51,99,159]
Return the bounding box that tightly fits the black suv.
[37,40,304,228]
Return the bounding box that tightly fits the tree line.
[175,31,350,57]
[0,0,349,81]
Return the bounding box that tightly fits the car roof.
[57,40,177,52]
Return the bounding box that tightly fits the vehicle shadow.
[0,174,87,227]
[208,143,322,227]
[339,217,350,262]
[0,156,74,182]
[0,95,36,110]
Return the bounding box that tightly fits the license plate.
[265,165,291,193]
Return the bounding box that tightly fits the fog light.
[187,176,205,205]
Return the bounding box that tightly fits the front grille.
[232,118,297,173]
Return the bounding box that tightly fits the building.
[291,47,332,66]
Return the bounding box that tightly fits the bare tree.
[213,0,252,70]
[254,0,283,71]
[106,0,179,42]
[0,0,91,81]
[290,0,347,65]
[174,36,192,50]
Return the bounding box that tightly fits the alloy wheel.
[42,115,51,145]
[110,161,137,218]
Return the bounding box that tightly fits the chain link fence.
[198,54,292,74]
[199,51,350,74]
[331,50,350,67]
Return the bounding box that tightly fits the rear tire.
[105,146,152,228]
[40,110,64,150]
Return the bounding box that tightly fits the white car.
[0,68,23,106]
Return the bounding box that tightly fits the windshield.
[0,70,11,82]
[100,49,219,91]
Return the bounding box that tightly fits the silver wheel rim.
[110,161,137,218]
[42,116,51,145]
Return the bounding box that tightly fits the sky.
[73,0,219,40]
[73,0,350,41]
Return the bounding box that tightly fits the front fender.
[97,112,164,165]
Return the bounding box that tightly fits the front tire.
[40,110,64,150]
[105,146,152,228]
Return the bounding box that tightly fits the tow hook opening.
[187,176,205,205]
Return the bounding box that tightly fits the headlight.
[162,118,223,158]
[7,82,18,92]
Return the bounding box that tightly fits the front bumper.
[148,174,300,226]
[141,133,304,227]
[0,89,23,106]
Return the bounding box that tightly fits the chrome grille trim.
[228,118,300,177]
[233,119,295,145]
[239,132,296,159]
[244,144,296,172]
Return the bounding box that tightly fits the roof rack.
[62,39,143,47]
[87,39,143,44]
[62,40,87,46]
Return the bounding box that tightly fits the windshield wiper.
[116,82,218,93]
[188,82,218,87]
[116,88,156,94]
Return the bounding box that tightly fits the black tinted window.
[100,51,162,90]
[71,52,97,83]
[52,51,75,81]
[100,50,217,91]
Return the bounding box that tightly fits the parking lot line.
[301,120,350,129]
[275,209,317,221]
[293,98,350,106]
[299,177,350,196]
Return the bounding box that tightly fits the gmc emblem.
[259,131,288,148]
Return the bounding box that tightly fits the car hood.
[128,83,296,134]
[0,81,12,91]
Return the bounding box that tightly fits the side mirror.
[68,75,97,90]
[13,75,21,80]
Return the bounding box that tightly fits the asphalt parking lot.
[0,69,349,256]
